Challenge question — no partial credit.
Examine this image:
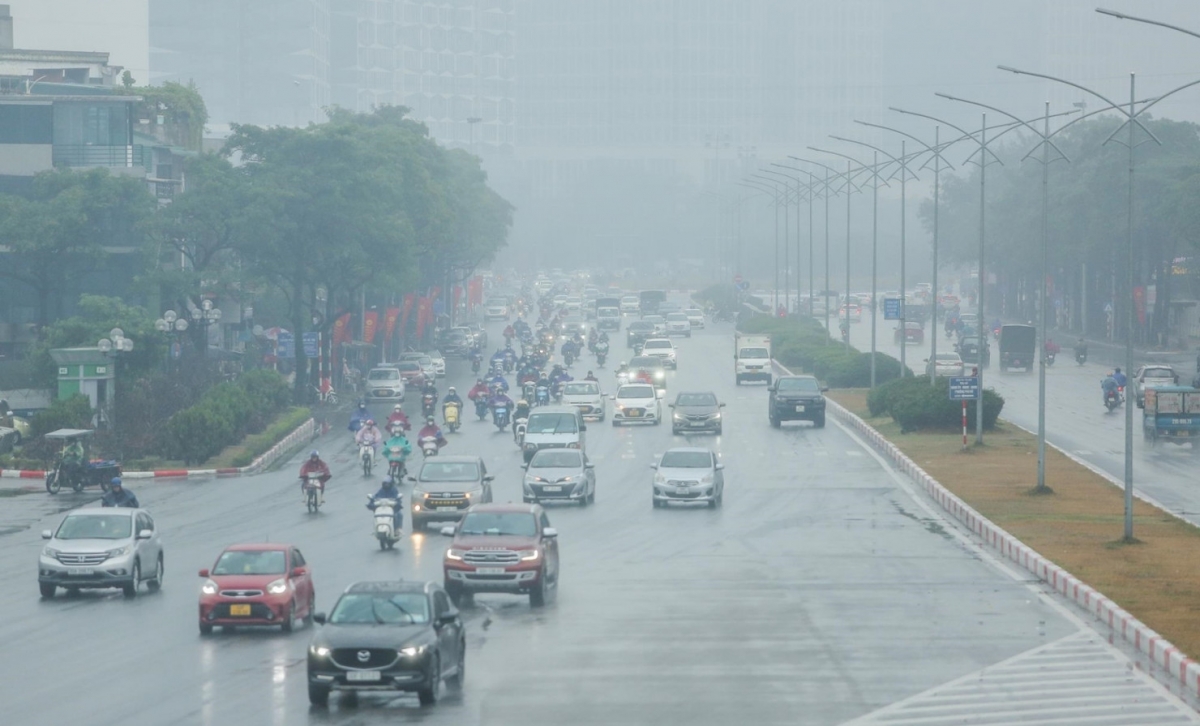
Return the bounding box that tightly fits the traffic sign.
[302,332,319,359]
[736,281,750,292]
[884,298,901,320]
[277,332,295,359]
[948,376,979,400]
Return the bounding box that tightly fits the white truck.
[734,333,772,385]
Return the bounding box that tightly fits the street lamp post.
[191,299,223,359]
[97,328,133,453]
[154,310,190,369]
[762,168,804,314]
[748,175,785,310]
[788,158,847,335]
[807,150,871,350]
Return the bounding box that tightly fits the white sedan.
[611,383,662,426]
[561,380,606,421]
[685,308,706,328]
[925,352,964,378]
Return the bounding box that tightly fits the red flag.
[1134,286,1146,326]
[382,306,401,345]
[332,313,352,345]
[363,310,379,344]
[399,294,416,335]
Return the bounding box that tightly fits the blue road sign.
[884,298,901,320]
[948,376,979,400]
[277,332,295,359]
[302,332,319,359]
[736,281,750,292]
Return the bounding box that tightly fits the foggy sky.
[7,0,149,81]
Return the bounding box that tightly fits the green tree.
[27,295,165,389]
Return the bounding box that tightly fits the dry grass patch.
[829,388,1200,659]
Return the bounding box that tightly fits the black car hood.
[312,623,430,650]
[675,405,719,415]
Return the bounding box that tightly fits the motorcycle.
[367,494,401,551]
[513,416,528,446]
[535,384,550,407]
[443,401,461,433]
[564,350,575,367]
[1045,351,1056,367]
[419,435,441,457]
[421,393,437,418]
[490,359,505,376]
[1075,349,1087,365]
[303,473,324,513]
[385,446,407,479]
[551,380,565,402]
[503,358,515,374]
[474,397,489,421]
[1104,388,1121,412]
[471,353,482,374]
[522,381,537,402]
[359,443,375,477]
[596,346,609,367]
[493,404,510,432]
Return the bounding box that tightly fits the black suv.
[626,321,656,349]
[768,375,827,428]
[307,581,465,708]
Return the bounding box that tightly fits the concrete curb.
[0,418,315,484]
[773,360,1200,696]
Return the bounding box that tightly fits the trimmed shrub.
[229,407,313,468]
[159,370,293,465]
[877,375,1004,433]
[31,394,94,437]
[737,315,905,389]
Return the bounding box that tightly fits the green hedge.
[737,316,906,388]
[230,407,313,468]
[159,370,293,465]
[868,375,1004,433]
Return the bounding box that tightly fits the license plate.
[437,506,459,512]
[229,604,251,616]
[543,485,561,492]
[475,567,505,575]
[795,405,806,412]
[690,421,706,427]
[70,569,95,576]
[347,670,381,682]
[628,411,642,417]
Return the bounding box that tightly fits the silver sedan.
[522,448,596,506]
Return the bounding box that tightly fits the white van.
[521,406,587,463]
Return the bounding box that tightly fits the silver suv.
[39,507,165,598]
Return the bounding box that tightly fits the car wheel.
[611,420,619,427]
[715,425,723,435]
[412,516,425,531]
[708,497,718,509]
[123,561,140,599]
[39,582,56,598]
[446,583,471,607]
[770,415,781,429]
[652,498,662,509]
[672,427,680,435]
[281,601,298,632]
[814,414,826,428]
[308,684,331,707]
[147,554,164,592]
[529,572,548,608]
[417,656,442,706]
[445,641,466,692]
[199,622,213,635]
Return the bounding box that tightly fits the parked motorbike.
[367,494,401,551]
[443,401,461,433]
[359,443,375,477]
[421,393,437,418]
[474,397,489,421]
[419,435,440,457]
[493,404,511,432]
[303,473,324,513]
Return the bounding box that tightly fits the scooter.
[535,384,550,407]
[471,353,482,374]
[303,473,324,513]
[596,349,608,367]
[513,416,528,446]
[564,350,576,367]
[522,381,537,403]
[1075,349,1087,365]
[359,443,375,477]
[1104,388,1121,412]
[474,397,489,421]
[443,401,461,433]
[493,404,510,432]
[419,435,441,457]
[367,494,401,551]
[421,393,437,418]
[1045,351,1056,367]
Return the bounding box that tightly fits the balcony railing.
[52,145,145,169]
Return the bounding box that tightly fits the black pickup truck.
[768,375,827,428]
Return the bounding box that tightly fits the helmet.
[587,371,594,376]
[426,416,435,425]
[358,402,367,410]
[620,361,627,367]
[365,419,375,426]
[110,477,123,487]
[1115,367,1122,374]
[476,378,484,385]
[448,386,456,393]
[518,399,528,407]
[393,405,402,412]
[309,450,320,459]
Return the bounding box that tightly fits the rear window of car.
[629,322,654,331]
[530,450,583,468]
[667,313,688,321]
[563,382,599,395]
[777,377,820,392]
[1144,368,1174,378]
[619,385,656,399]
[368,369,399,380]
[526,413,579,434]
[643,340,671,349]
[397,362,420,372]
[630,356,662,368]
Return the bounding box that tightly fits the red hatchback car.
[198,543,315,635]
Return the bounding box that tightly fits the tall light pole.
[999,64,1200,540]
[763,168,806,314]
[808,149,870,350]
[749,175,785,311]
[788,157,847,335]
[775,165,819,318]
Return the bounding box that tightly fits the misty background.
[11,0,1200,290]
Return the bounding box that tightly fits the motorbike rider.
[587,328,598,351]
[101,477,139,508]
[585,370,599,382]
[489,389,515,423]
[348,401,371,433]
[1044,337,1060,358]
[467,378,490,402]
[59,438,86,484]
[383,428,412,477]
[422,378,439,401]
[514,398,531,423]
[503,322,516,342]
[298,451,332,502]
[1112,367,1127,390]
[443,386,463,409]
[417,416,448,452]
[386,404,411,433]
[487,371,510,394]
[1101,371,1120,401]
[1074,337,1088,358]
[367,477,403,532]
[355,419,383,461]
[490,348,507,370]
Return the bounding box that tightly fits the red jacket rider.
[298,451,331,496]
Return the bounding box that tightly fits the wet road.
[845,317,1200,524]
[0,308,1194,725]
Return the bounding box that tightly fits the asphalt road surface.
[845,315,1200,524]
[0,305,1194,726]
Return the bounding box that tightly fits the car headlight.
[712,412,722,419]
[560,475,577,482]
[446,548,466,561]
[519,549,540,561]
[201,579,218,595]
[654,371,664,379]
[399,645,428,658]
[700,475,714,484]
[104,545,132,559]
[42,546,60,558]
[525,443,537,451]
[309,645,331,658]
[530,476,547,483]
[673,413,684,420]
[654,474,666,484]
[266,578,289,595]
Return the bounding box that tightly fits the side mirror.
[41,529,52,540]
[137,529,153,540]
[437,612,459,626]
[407,476,417,483]
[609,395,616,400]
[543,527,558,538]
[580,424,587,432]
[198,568,210,578]
[483,475,495,482]
[715,463,725,470]
[292,567,307,577]
[820,386,829,392]
[584,462,595,469]
[312,612,327,625]
[439,525,456,537]
[719,402,726,407]
[649,463,658,470]
[668,403,675,408]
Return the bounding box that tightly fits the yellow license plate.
[229,604,251,616]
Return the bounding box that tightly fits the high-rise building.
[150,0,331,130]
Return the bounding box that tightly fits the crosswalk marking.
[842,631,1200,725]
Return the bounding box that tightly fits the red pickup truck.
[441,503,559,607]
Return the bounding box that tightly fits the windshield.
[666,313,688,321]
[527,413,578,434]
[644,341,670,349]
[739,347,769,358]
[630,357,662,368]
[212,549,287,576]
[619,385,656,399]
[1144,368,1174,379]
[368,369,399,381]
[459,512,538,537]
[676,393,718,406]
[660,451,713,468]
[486,299,507,307]
[418,462,481,482]
[397,362,420,372]
[55,513,132,540]
[935,354,960,362]
[329,593,430,625]
[563,382,599,396]
[777,377,820,392]
[530,450,583,468]
[629,323,653,331]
